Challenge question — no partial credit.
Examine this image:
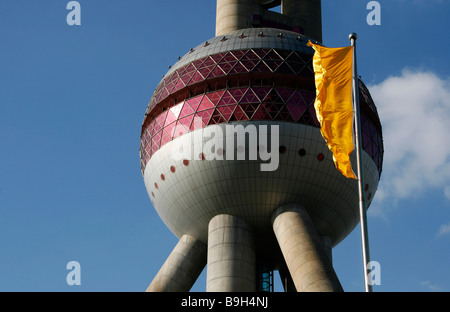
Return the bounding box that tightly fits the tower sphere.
[140,27,383,248]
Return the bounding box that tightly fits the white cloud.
[445,186,450,200]
[437,222,450,237]
[420,280,442,292]
[368,69,450,211]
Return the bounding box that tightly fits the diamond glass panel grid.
[145,48,314,114]
[141,86,383,175]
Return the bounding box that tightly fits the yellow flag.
[307,41,356,179]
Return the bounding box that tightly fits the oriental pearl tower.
[140,0,383,292]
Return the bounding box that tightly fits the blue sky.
[0,0,449,292]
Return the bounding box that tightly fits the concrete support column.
[282,0,322,42]
[146,234,207,292]
[216,0,259,36]
[272,204,343,292]
[206,214,256,292]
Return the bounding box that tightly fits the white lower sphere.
[144,121,380,247]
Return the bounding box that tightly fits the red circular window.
[317,153,325,161]
[170,166,176,173]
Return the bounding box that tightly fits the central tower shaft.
[216,0,322,42]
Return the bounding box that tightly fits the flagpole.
[349,33,373,293]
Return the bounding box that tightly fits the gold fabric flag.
[307,41,356,179]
